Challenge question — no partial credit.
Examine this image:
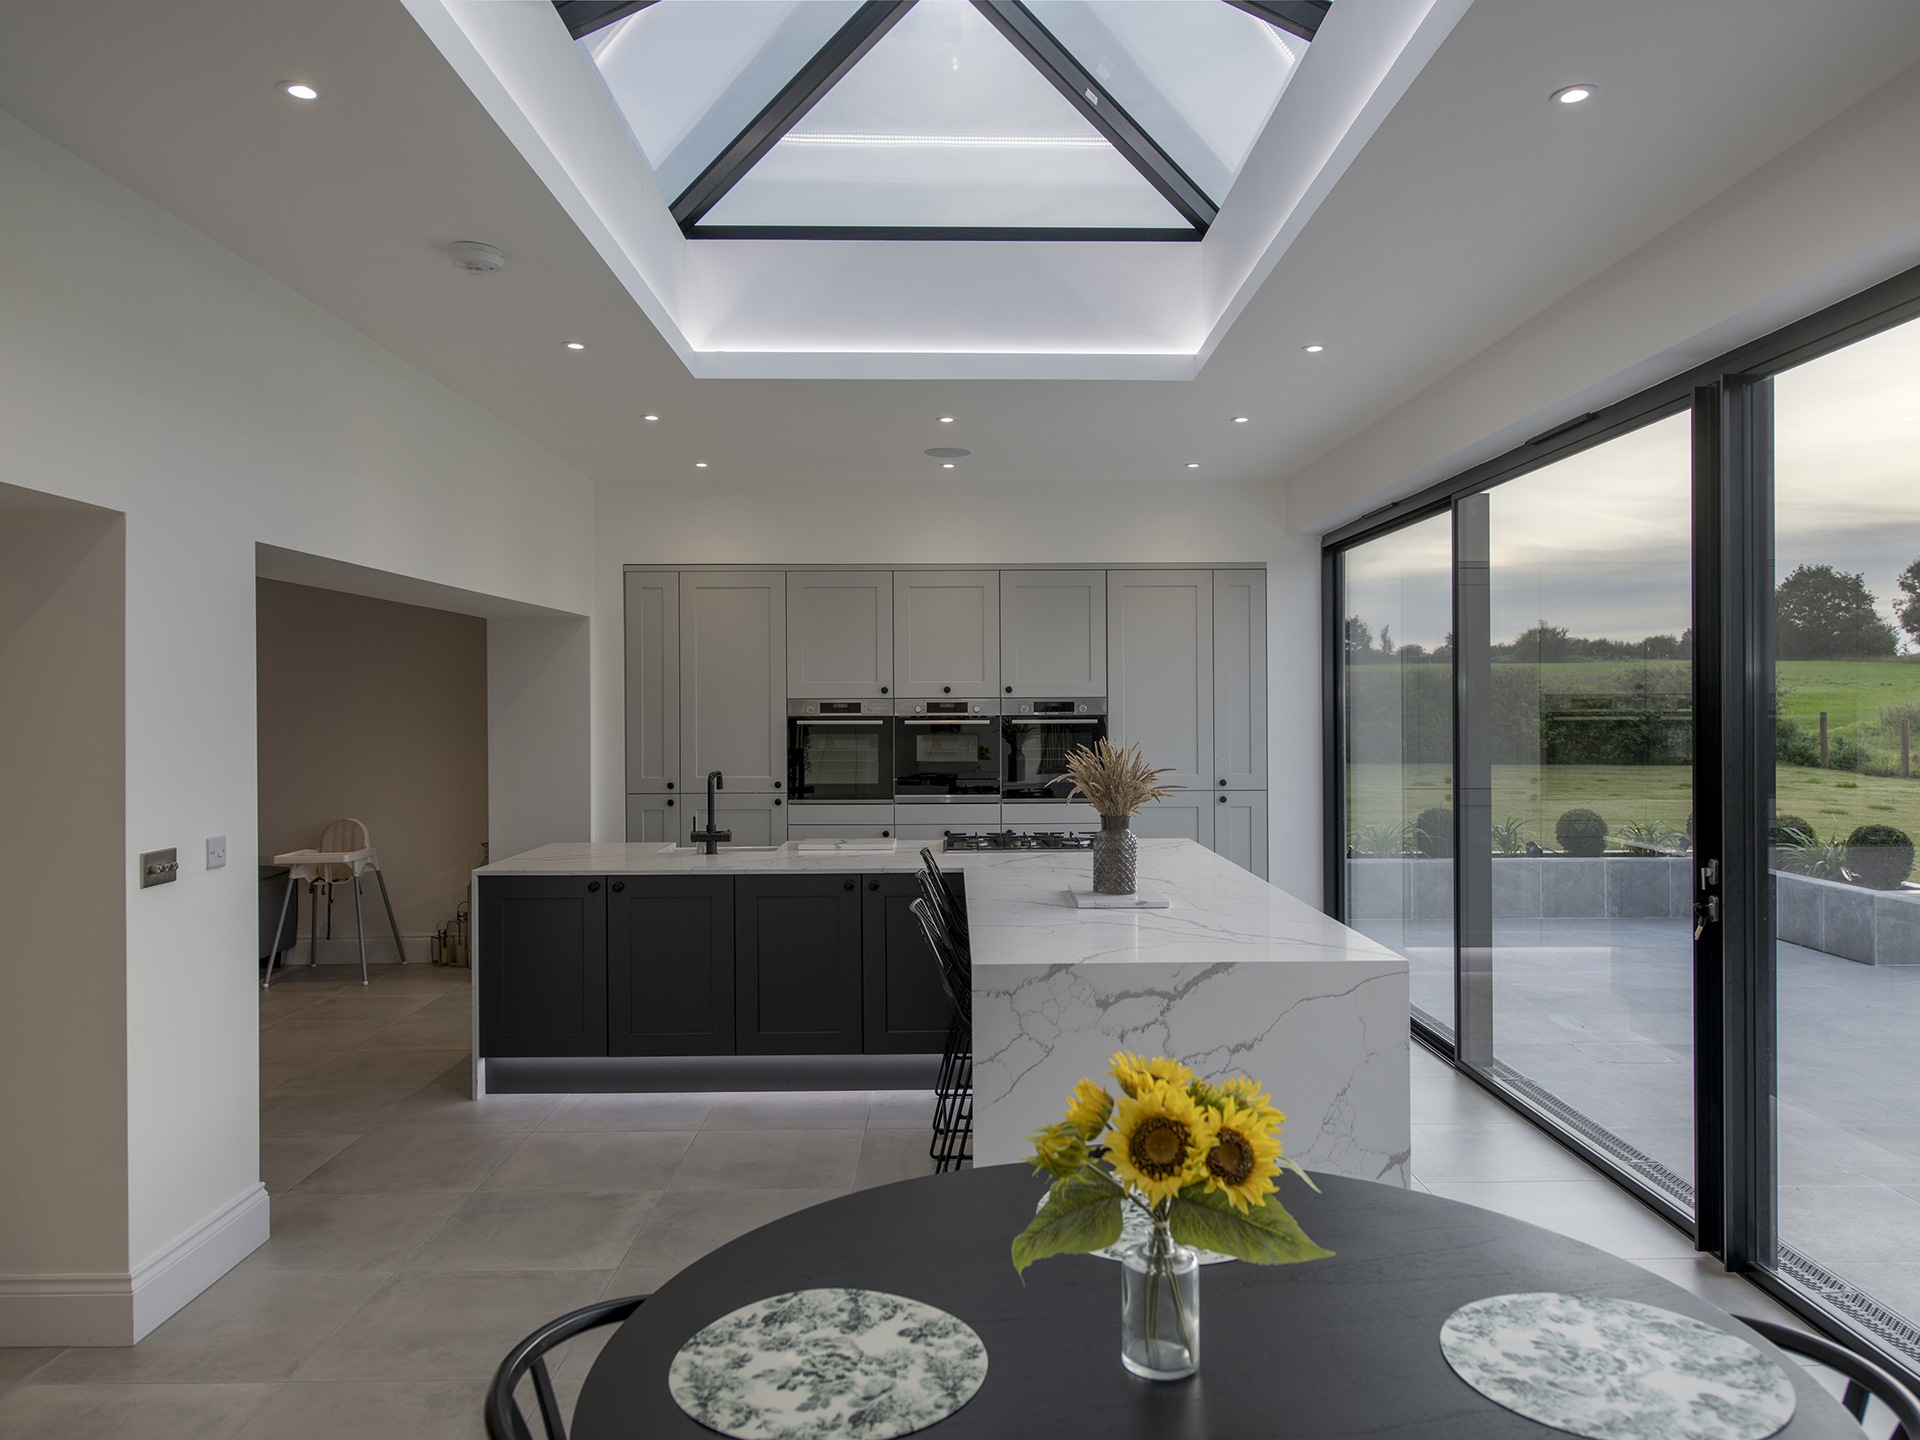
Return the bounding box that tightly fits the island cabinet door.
[860,873,956,1054]
[606,876,734,1056]
[477,876,607,1058]
[734,875,864,1054]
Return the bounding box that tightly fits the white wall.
[1288,57,1920,534]
[0,110,593,1342]
[489,615,592,863]
[587,477,1322,900]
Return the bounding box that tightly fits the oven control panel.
[1007,698,1106,716]
[903,699,998,716]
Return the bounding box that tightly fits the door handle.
[587,881,600,893]
[843,879,856,891]
[611,881,625,893]
[1218,795,1227,804]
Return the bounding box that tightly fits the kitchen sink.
[657,843,784,854]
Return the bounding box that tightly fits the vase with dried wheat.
[1052,739,1181,895]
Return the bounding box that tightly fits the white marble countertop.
[477,839,1402,971]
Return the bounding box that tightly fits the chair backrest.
[487,1295,647,1440]
[910,897,969,1018]
[1736,1316,1919,1440]
[320,817,371,854]
[919,848,968,940]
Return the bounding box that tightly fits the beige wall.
[257,580,487,949]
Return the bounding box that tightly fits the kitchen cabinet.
[787,571,892,698]
[734,875,864,1053]
[1108,569,1213,792]
[1213,569,1268,791]
[1000,570,1106,698]
[625,794,679,843]
[607,876,733,1055]
[623,570,679,795]
[477,876,607,1058]
[679,793,788,847]
[894,570,999,698]
[681,570,786,793]
[1213,791,1269,879]
[1131,794,1215,848]
[862,873,957,1053]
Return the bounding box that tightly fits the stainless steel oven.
[787,700,895,802]
[1002,697,1108,802]
[894,700,1002,799]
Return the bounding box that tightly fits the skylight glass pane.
[584,0,863,204]
[700,0,1188,232]
[1025,0,1305,204]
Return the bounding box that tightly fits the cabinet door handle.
[1218,778,1227,786]
[611,880,625,892]
[774,780,782,789]
[881,830,891,838]
[774,798,783,807]
[666,798,675,807]
[868,880,880,891]
[880,686,889,694]
[843,879,856,891]
[1005,686,1012,694]
[667,781,675,790]
[1218,795,1227,804]
[587,881,601,893]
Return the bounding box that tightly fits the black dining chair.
[1736,1316,1920,1440]
[486,1295,648,1440]
[918,846,969,942]
[910,893,972,1171]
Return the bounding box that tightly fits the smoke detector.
[445,241,506,274]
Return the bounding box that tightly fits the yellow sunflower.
[1063,1078,1115,1137]
[1219,1076,1286,1128]
[1108,1079,1213,1206]
[1028,1122,1089,1178]
[1199,1096,1284,1211]
[1109,1051,1195,1099]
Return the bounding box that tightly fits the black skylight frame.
[556,0,1329,241]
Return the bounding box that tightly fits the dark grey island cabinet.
[476,870,955,1060]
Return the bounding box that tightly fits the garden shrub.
[1845,824,1915,890]
[1415,806,1454,859]
[1772,814,1814,845]
[1556,808,1608,857]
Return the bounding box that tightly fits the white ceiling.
[2,0,1918,507]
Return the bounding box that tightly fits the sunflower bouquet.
[1011,1052,1331,1380]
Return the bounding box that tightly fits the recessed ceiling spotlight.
[281,82,320,101]
[1233,416,1250,424]
[1302,343,1325,354]
[643,414,658,422]
[1552,84,1594,105]
[695,462,707,468]
[1186,462,1201,469]
[938,416,956,424]
[565,341,585,350]
[942,463,955,469]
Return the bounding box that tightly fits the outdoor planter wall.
[1774,871,1920,966]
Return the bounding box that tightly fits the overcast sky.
[1344,315,1920,655]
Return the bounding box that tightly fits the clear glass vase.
[1120,1214,1199,1380]
[1092,814,1137,895]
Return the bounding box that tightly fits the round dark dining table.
[572,1164,1858,1440]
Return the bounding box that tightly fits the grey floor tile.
[261,1134,359,1194]
[302,1048,470,1090]
[1422,1179,1697,1258]
[668,1129,865,1191]
[1779,1182,1920,1262]
[0,1382,279,1440]
[296,1127,529,1194]
[373,1086,561,1130]
[402,1190,662,1272]
[235,1190,465,1273]
[853,1128,939,1189]
[38,1271,387,1384]
[261,1081,419,1137]
[541,1093,714,1131]
[867,1090,940,1130]
[295,1270,610,1382]
[0,1348,62,1399]
[232,1379,481,1440]
[608,1188,848,1296]
[483,1130,694,1192]
[699,1091,873,1130]
[1410,1121,1599,1183]
[359,1013,474,1052]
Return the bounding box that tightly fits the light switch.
[140,848,179,888]
[206,836,227,870]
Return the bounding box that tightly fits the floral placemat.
[1440,1293,1796,1440]
[668,1288,987,1440]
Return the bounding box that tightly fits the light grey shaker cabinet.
[625,795,680,844]
[1213,568,1268,791]
[680,792,788,848]
[623,570,680,795]
[786,571,892,698]
[1131,793,1214,849]
[1214,791,1269,878]
[893,570,999,698]
[680,571,787,793]
[1107,569,1213,792]
[1000,569,1106,698]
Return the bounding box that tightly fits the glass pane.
[701,0,1188,231]
[1340,513,1455,1037]
[1025,0,1305,205]
[1770,313,1920,1356]
[583,1,864,203]
[1483,413,1696,1208]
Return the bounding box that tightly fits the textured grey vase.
[1093,814,1138,895]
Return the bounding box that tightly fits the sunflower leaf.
[1167,1188,1334,1266]
[1011,1168,1124,1274]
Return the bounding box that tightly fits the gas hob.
[943,830,1095,852]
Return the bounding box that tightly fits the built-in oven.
[787,700,895,802]
[1002,698,1108,802]
[894,700,1003,800]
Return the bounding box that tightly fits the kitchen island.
[472,838,1410,1187]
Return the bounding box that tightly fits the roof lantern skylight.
[567,0,1326,240]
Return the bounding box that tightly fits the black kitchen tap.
[689,770,731,855]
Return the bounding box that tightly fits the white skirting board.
[0,1184,270,1346]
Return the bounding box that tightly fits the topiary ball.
[1845,825,1914,890]
[1772,814,1814,846]
[1556,808,1609,857]
[1415,806,1454,859]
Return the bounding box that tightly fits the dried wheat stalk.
[1050,738,1181,816]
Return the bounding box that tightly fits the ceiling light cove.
[1552,84,1595,105]
[406,0,1470,379]
[281,82,319,100]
